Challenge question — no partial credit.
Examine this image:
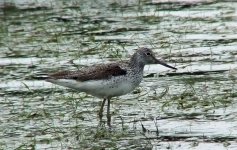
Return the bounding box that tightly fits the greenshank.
[46,47,177,125]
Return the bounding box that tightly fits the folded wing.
[47,63,127,81]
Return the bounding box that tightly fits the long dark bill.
[156,59,177,70]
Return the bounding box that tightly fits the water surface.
[0,0,237,149]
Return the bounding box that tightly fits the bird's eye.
[146,52,151,56]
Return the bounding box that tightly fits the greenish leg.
[107,98,111,126]
[98,98,106,119]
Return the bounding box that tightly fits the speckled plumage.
[46,47,177,125]
[46,61,144,98]
[48,63,127,82]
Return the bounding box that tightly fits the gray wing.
[47,63,127,81]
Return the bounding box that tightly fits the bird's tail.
[32,73,50,80]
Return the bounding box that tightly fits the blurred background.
[0,0,237,149]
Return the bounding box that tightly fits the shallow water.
[0,0,237,149]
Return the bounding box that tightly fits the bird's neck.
[129,54,145,72]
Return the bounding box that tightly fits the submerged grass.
[160,79,235,113]
[1,0,237,149]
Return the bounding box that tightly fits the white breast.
[47,74,143,98]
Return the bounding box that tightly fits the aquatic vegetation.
[0,0,237,149]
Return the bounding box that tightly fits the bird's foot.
[98,111,103,120]
[107,114,111,127]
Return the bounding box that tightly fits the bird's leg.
[98,98,106,119]
[107,98,111,126]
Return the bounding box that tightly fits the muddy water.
[0,0,237,149]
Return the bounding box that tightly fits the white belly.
[47,75,142,98]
